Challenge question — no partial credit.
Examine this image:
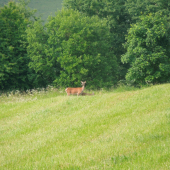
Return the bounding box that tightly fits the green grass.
[1,84,170,169]
[0,0,63,22]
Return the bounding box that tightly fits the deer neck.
[81,85,85,92]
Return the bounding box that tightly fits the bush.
[47,9,118,88]
[0,1,36,90]
[121,12,170,85]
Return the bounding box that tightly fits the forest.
[0,0,170,90]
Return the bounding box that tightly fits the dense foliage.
[0,0,170,91]
[47,9,118,88]
[0,1,35,90]
[125,0,170,22]
[27,9,118,88]
[63,0,170,84]
[26,21,58,87]
[63,0,130,79]
[122,13,170,85]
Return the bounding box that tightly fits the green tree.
[63,0,131,80]
[125,0,170,23]
[121,13,170,85]
[0,1,37,90]
[26,20,61,87]
[47,9,118,88]
[64,0,170,81]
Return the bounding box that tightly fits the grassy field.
[0,84,170,169]
[0,0,63,22]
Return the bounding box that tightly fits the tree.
[121,12,170,85]
[63,0,131,80]
[125,0,170,24]
[26,20,61,87]
[64,0,170,81]
[0,1,37,90]
[46,9,118,88]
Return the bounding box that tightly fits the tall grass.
[0,84,170,169]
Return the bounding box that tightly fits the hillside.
[0,84,170,169]
[0,0,63,22]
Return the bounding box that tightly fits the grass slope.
[0,84,170,169]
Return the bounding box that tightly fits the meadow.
[0,84,170,169]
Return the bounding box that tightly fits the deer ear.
[85,81,86,83]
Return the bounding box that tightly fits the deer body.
[65,81,86,96]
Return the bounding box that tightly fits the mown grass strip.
[0,84,170,169]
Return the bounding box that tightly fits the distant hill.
[0,0,63,22]
[0,0,9,6]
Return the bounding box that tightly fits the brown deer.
[65,81,86,96]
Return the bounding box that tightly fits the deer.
[65,81,86,96]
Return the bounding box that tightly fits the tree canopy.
[122,12,170,85]
[0,0,170,91]
[0,1,36,90]
[27,9,118,88]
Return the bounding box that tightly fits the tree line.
[0,0,170,90]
